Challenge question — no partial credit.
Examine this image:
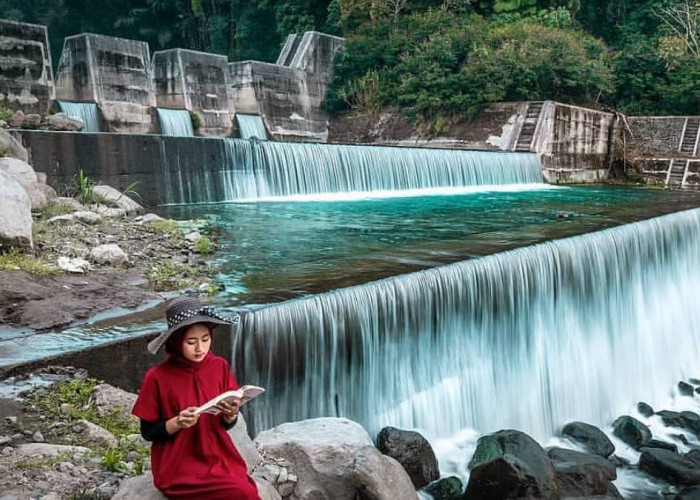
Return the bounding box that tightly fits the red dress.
[132,352,260,500]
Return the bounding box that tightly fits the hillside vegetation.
[2,0,699,129]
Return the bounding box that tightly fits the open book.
[194,385,265,416]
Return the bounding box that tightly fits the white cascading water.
[233,208,700,442]
[58,101,101,132]
[157,108,194,137]
[162,139,543,204]
[236,114,268,140]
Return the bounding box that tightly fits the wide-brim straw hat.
[147,296,235,354]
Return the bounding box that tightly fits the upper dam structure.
[2,17,700,187]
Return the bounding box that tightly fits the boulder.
[111,474,167,500]
[561,422,615,458]
[227,414,260,473]
[92,184,144,216]
[376,426,439,489]
[0,157,37,185]
[48,112,84,131]
[0,170,32,249]
[466,429,556,500]
[90,244,128,265]
[22,182,48,210]
[612,416,652,449]
[91,384,137,419]
[646,439,679,453]
[0,130,27,162]
[9,110,24,128]
[657,411,700,438]
[23,114,41,128]
[679,382,695,397]
[547,447,621,498]
[112,472,280,500]
[254,417,418,500]
[637,402,655,418]
[639,447,700,485]
[76,419,118,448]
[422,476,463,500]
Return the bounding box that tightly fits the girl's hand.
[216,398,241,424]
[176,407,199,429]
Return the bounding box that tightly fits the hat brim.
[147,314,232,354]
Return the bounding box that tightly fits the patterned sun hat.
[147,296,236,354]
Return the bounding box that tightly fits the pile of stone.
[0,128,147,255]
[6,374,700,499]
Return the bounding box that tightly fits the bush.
[326,9,614,132]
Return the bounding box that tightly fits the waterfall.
[233,208,700,440]
[58,101,101,132]
[157,108,194,137]
[236,114,268,140]
[159,139,542,203]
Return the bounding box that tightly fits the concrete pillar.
[153,48,233,137]
[54,34,156,133]
[0,19,55,115]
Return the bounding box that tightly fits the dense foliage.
[1,0,699,122]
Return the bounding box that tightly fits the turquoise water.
[3,185,700,370]
[158,185,700,310]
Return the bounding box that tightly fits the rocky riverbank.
[3,367,700,500]
[0,129,221,332]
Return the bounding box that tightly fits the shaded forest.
[2,0,699,126]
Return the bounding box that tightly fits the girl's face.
[181,324,212,363]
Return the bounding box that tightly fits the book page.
[194,385,265,416]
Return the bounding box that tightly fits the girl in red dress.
[132,296,260,500]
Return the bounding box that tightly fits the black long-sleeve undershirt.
[140,416,238,442]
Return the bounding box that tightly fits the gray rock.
[0,170,33,249]
[376,426,439,489]
[23,182,49,210]
[76,419,118,448]
[14,443,90,457]
[23,114,41,128]
[547,447,621,498]
[93,205,127,218]
[228,414,260,473]
[57,256,92,274]
[612,415,652,449]
[90,243,128,265]
[9,110,24,128]
[31,431,44,443]
[91,384,137,419]
[254,477,282,500]
[72,211,103,225]
[111,474,167,500]
[0,157,36,185]
[137,213,164,224]
[92,184,143,216]
[53,197,85,212]
[466,429,556,500]
[0,129,29,162]
[562,421,615,458]
[255,417,418,500]
[48,112,84,131]
[639,447,700,486]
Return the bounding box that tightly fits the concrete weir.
[153,48,233,136]
[0,19,55,115]
[55,33,156,133]
[229,31,344,142]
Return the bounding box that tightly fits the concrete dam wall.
[0,18,344,140]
